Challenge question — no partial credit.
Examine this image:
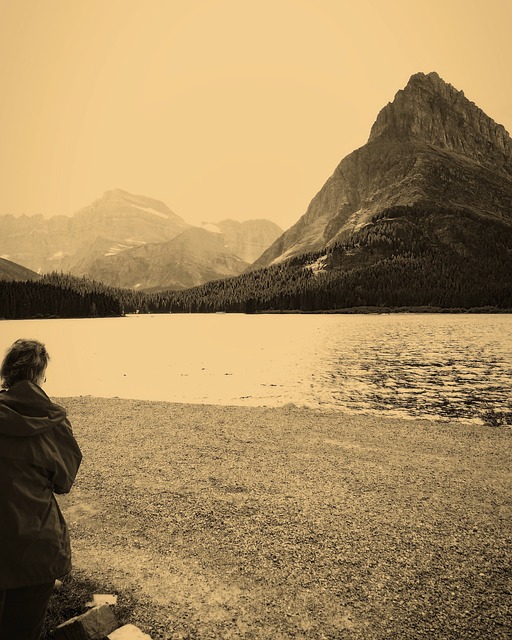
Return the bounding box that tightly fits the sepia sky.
[0,0,510,230]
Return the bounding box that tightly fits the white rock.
[107,624,153,639]
[86,594,118,608]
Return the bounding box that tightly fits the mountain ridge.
[84,226,251,291]
[0,257,39,282]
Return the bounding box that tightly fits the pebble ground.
[53,397,511,639]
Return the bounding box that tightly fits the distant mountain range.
[85,226,250,291]
[2,72,511,309]
[0,189,282,290]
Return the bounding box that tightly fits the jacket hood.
[0,380,67,437]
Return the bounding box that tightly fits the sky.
[0,0,510,231]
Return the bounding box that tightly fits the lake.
[1,314,511,423]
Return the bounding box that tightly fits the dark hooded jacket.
[0,380,82,589]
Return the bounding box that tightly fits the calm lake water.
[1,314,511,423]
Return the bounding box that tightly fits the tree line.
[0,278,123,319]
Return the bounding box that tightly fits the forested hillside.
[152,204,512,312]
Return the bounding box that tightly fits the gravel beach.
[53,397,511,639]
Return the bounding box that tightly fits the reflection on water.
[1,314,510,423]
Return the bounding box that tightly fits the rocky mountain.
[252,72,512,270]
[0,190,282,290]
[83,227,251,291]
[201,219,284,263]
[0,257,39,282]
[79,218,282,291]
[0,189,190,274]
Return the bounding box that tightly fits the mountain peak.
[368,72,512,171]
[406,70,452,89]
[101,188,149,203]
[83,188,191,226]
[104,188,129,197]
[252,73,512,271]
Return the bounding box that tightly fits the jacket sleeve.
[49,418,83,494]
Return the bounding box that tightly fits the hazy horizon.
[1,0,511,230]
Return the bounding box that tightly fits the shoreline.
[2,305,512,322]
[54,397,511,639]
[52,393,507,428]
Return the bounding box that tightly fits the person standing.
[0,339,82,640]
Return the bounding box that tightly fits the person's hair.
[0,339,50,389]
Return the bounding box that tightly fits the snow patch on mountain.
[105,239,146,256]
[201,223,222,233]
[48,251,69,261]
[131,204,169,219]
